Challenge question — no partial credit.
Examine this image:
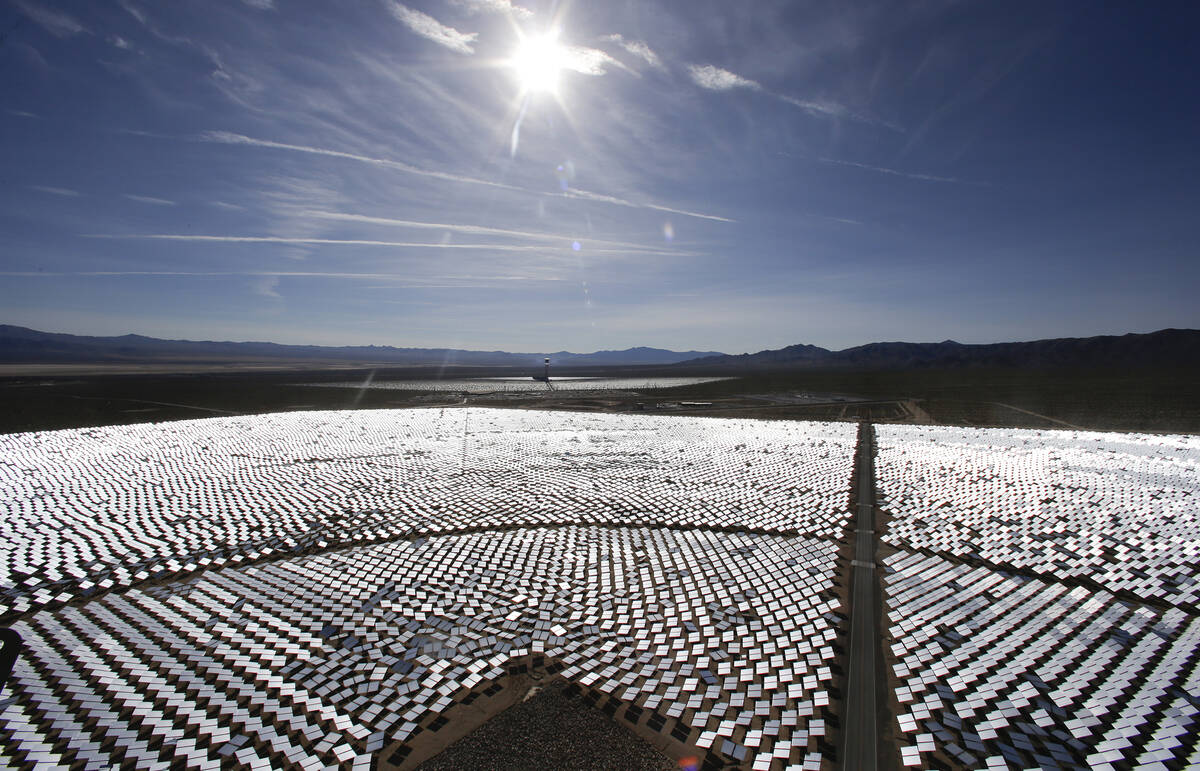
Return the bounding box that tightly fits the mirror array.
[883,550,1200,769]
[16,411,1192,768]
[1,409,856,618]
[875,426,1200,609]
[1,526,842,770]
[0,408,857,769]
[875,425,1200,769]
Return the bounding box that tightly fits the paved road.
[985,401,1081,429]
[842,423,879,771]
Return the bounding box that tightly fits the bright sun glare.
[511,33,567,95]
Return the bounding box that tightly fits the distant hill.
[686,329,1200,370]
[6,324,1196,373]
[0,325,722,368]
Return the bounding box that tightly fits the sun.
[511,32,567,95]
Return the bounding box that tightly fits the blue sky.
[2,0,1197,353]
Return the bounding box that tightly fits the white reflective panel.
[0,409,859,769]
[883,548,1200,768]
[875,425,1200,609]
[1,409,856,616]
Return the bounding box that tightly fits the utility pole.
[459,409,470,475]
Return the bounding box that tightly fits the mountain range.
[686,328,1200,370]
[1,325,1197,371]
[0,325,721,368]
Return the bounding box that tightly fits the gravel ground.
[416,680,677,771]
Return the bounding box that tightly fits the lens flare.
[555,160,575,191]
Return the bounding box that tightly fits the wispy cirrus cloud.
[7,109,40,119]
[124,193,176,206]
[781,96,902,131]
[85,233,687,256]
[819,157,965,184]
[89,234,563,250]
[687,64,760,91]
[250,274,281,299]
[199,132,733,222]
[11,0,87,37]
[309,211,574,241]
[117,0,146,25]
[562,46,624,76]
[820,215,865,226]
[563,189,735,224]
[385,2,477,55]
[689,65,895,130]
[0,270,564,283]
[308,211,671,251]
[110,2,262,108]
[781,96,850,120]
[200,131,523,191]
[601,34,664,71]
[31,185,80,197]
[451,0,532,19]
[239,0,275,10]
